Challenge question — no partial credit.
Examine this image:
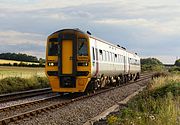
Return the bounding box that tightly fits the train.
[45,29,141,93]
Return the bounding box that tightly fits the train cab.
[45,29,92,92]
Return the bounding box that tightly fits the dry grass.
[149,74,180,90]
[0,59,39,65]
[0,66,45,79]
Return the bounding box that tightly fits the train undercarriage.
[85,73,140,93]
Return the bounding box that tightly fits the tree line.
[0,53,45,63]
[141,58,180,72]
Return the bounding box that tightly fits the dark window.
[48,42,58,56]
[99,49,103,61]
[49,38,58,42]
[115,54,117,58]
[92,47,95,60]
[95,48,98,60]
[78,38,88,56]
[99,49,102,54]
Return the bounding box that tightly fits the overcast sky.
[0,0,180,64]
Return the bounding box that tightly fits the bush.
[168,66,180,73]
[140,58,164,72]
[0,76,49,94]
[175,59,180,67]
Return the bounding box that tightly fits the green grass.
[0,76,49,94]
[107,74,180,125]
[0,66,46,79]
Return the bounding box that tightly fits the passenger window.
[117,55,120,62]
[110,53,112,62]
[115,54,117,62]
[106,51,108,61]
[113,53,115,62]
[95,48,98,61]
[92,47,95,60]
[99,49,102,54]
[99,49,103,61]
[107,52,109,61]
[103,50,106,61]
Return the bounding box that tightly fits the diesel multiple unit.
[45,29,141,93]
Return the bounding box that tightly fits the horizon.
[0,52,178,65]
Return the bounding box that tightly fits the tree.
[0,53,39,62]
[140,58,164,72]
[175,59,180,67]
[141,58,163,65]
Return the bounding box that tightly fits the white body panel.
[89,36,140,77]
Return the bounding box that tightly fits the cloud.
[94,18,180,36]
[0,0,117,12]
[0,30,45,46]
[0,43,45,58]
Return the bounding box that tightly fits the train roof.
[88,34,139,57]
[50,28,85,36]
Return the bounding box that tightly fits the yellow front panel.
[62,40,72,74]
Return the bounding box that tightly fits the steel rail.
[0,94,60,112]
[0,88,52,103]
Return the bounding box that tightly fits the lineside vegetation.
[107,73,180,125]
[140,58,164,72]
[0,76,49,94]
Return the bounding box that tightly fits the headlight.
[77,62,88,66]
[48,62,55,66]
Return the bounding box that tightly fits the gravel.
[0,93,62,120]
[8,79,149,125]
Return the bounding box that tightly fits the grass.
[0,66,46,79]
[107,74,180,125]
[0,66,48,94]
[0,76,49,94]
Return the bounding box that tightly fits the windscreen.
[48,42,58,56]
[78,38,88,56]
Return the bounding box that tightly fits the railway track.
[0,73,154,125]
[0,88,52,103]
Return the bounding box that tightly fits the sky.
[0,0,180,64]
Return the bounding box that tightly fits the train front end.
[45,29,91,93]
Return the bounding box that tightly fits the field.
[0,59,39,65]
[0,66,46,79]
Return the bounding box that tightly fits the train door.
[92,47,96,74]
[124,53,129,73]
[62,40,73,74]
[58,33,77,88]
[93,39,99,76]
